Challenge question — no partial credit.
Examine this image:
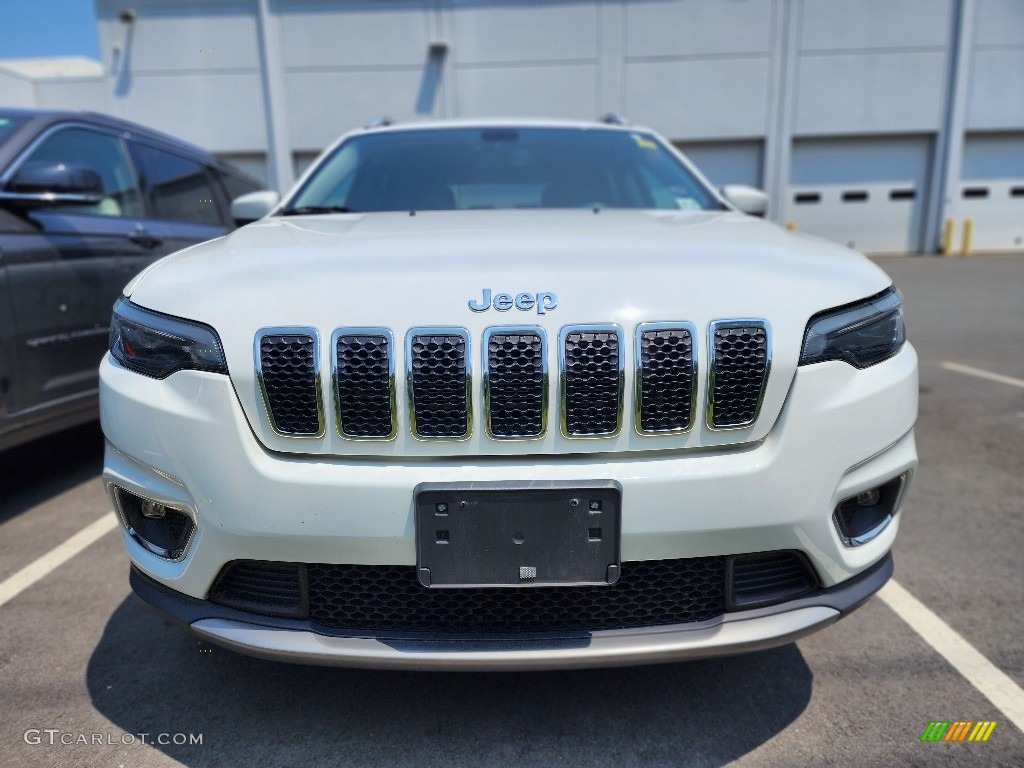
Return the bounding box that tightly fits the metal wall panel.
[456,64,598,119]
[794,52,947,135]
[799,0,953,50]
[451,0,598,63]
[277,1,431,68]
[625,58,770,140]
[624,0,772,57]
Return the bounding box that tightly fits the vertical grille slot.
[484,328,546,438]
[708,321,769,429]
[635,324,696,434]
[408,329,471,439]
[256,330,323,436]
[334,330,396,439]
[560,326,623,437]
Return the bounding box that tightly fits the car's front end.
[100,122,917,670]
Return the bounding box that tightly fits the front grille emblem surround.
[482,326,549,440]
[558,324,625,438]
[706,319,771,430]
[254,327,325,438]
[406,327,473,441]
[332,328,398,440]
[634,322,698,435]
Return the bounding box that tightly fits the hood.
[125,209,893,458]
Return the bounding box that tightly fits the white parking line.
[878,579,1024,733]
[940,361,1024,390]
[0,512,119,609]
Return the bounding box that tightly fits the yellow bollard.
[941,218,954,256]
[961,218,973,257]
[785,221,796,232]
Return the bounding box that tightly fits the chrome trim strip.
[558,324,625,439]
[254,326,325,438]
[634,321,698,436]
[191,605,841,671]
[706,319,771,431]
[405,327,473,441]
[833,471,911,548]
[331,327,398,441]
[108,483,196,563]
[481,325,549,441]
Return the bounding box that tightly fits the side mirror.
[2,161,104,206]
[721,185,769,218]
[230,190,280,227]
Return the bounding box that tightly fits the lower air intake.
[727,551,818,609]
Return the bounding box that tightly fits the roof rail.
[363,115,393,130]
[600,113,629,126]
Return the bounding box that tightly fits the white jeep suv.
[100,120,917,670]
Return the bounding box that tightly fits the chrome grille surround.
[406,327,473,441]
[482,326,548,440]
[558,324,625,438]
[252,320,772,443]
[331,328,398,441]
[706,319,771,430]
[634,321,698,436]
[254,327,325,438]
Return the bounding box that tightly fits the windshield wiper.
[280,205,359,216]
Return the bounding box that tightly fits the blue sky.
[0,0,100,60]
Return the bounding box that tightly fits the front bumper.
[100,343,917,667]
[131,554,891,670]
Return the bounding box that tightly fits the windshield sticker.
[631,134,657,150]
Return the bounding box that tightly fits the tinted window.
[21,127,142,217]
[130,142,223,226]
[286,128,721,213]
[0,115,27,149]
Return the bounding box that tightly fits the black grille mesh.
[259,334,321,435]
[729,551,817,608]
[409,334,469,437]
[336,334,393,438]
[710,325,768,427]
[563,330,620,435]
[638,328,695,432]
[307,558,726,632]
[208,551,817,633]
[486,332,545,437]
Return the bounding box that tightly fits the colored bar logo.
[921,721,997,742]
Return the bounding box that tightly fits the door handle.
[129,225,163,248]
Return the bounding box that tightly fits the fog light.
[140,499,166,519]
[833,472,910,547]
[856,489,881,507]
[110,485,195,561]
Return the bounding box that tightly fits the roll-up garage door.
[786,136,932,254]
[958,133,1024,252]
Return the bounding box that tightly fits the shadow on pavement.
[0,421,104,525]
[88,593,813,768]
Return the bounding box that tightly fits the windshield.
[284,127,722,214]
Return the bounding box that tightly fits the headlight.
[799,287,906,368]
[109,297,227,379]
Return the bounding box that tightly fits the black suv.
[0,109,264,451]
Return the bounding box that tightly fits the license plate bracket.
[414,480,622,588]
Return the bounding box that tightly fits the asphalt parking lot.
[0,253,1021,768]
